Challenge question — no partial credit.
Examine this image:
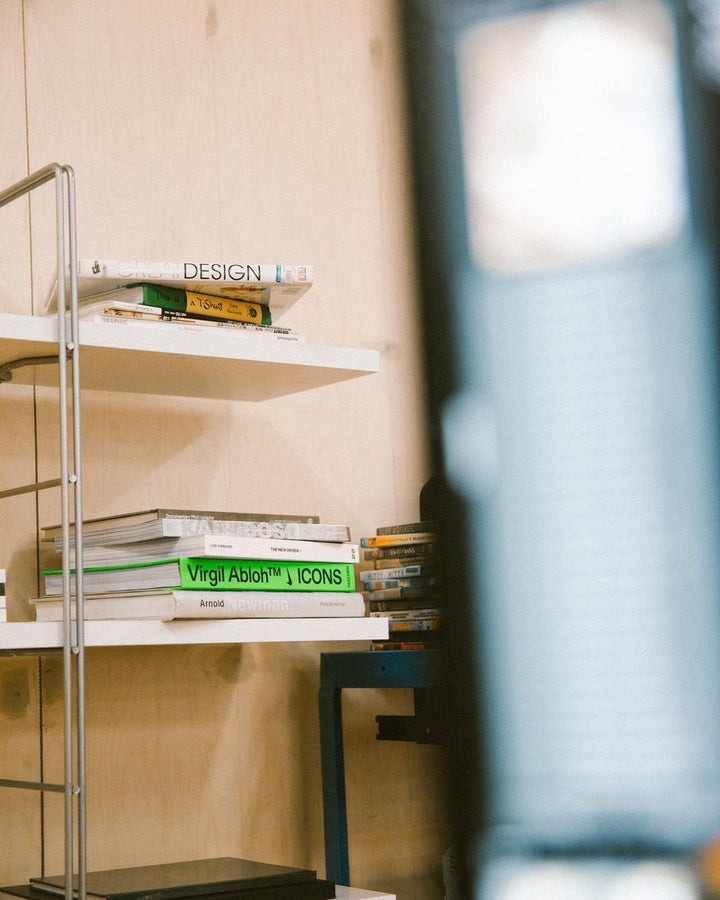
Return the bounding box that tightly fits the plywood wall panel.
[18,1,444,896]
[0,5,45,884]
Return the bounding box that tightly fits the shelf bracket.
[0,352,70,385]
[0,777,65,793]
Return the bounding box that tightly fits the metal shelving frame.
[0,164,86,900]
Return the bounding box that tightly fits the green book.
[42,557,356,596]
[86,282,272,325]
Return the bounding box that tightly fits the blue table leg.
[318,650,444,884]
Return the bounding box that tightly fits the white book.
[359,564,436,581]
[54,518,351,551]
[68,534,360,568]
[29,590,365,622]
[89,313,306,343]
[47,257,313,319]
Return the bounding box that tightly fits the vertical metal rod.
[0,163,85,900]
[64,163,86,900]
[53,166,75,900]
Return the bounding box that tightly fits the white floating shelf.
[0,313,379,400]
[0,617,389,652]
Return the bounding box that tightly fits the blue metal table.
[318,649,444,884]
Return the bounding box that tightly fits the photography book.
[28,857,321,900]
[78,283,272,325]
[65,533,359,568]
[29,589,366,622]
[47,258,313,319]
[41,508,324,546]
[41,557,357,596]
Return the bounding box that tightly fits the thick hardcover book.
[361,585,437,603]
[371,554,437,570]
[48,258,313,318]
[41,509,321,544]
[2,883,335,900]
[363,542,437,561]
[2,884,335,900]
[81,284,272,325]
[361,575,439,591]
[71,534,359,569]
[91,312,306,343]
[58,523,352,557]
[368,607,443,621]
[42,558,357,596]
[371,638,442,650]
[388,617,442,633]
[360,531,437,549]
[367,597,444,613]
[30,589,366,622]
[359,563,439,582]
[375,519,437,536]
[27,857,319,900]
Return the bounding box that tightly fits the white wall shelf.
[0,313,379,400]
[0,617,389,653]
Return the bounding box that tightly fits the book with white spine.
[29,590,366,622]
[63,533,359,568]
[47,258,313,319]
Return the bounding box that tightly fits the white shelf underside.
[0,616,389,651]
[0,313,379,400]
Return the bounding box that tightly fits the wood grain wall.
[0,2,449,897]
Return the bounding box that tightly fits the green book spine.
[178,558,355,591]
[139,283,272,325]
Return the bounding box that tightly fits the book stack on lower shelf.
[359,520,443,651]
[31,508,367,623]
[0,856,337,900]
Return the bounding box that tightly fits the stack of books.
[31,508,365,623]
[359,520,442,651]
[0,855,336,900]
[0,568,6,623]
[53,257,313,344]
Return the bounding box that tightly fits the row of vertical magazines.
[14,506,442,651]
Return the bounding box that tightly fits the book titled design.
[47,258,314,318]
[30,590,366,622]
[41,558,356,596]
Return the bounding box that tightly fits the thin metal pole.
[53,167,75,900]
[0,163,84,899]
[64,163,86,900]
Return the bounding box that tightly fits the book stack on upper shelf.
[360,520,442,651]
[51,257,313,344]
[30,508,366,623]
[0,855,336,900]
